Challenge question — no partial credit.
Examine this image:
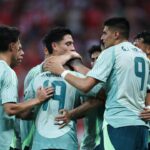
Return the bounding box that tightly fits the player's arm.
[43,51,81,71]
[67,58,90,75]
[56,99,103,124]
[44,58,98,92]
[3,87,54,116]
[44,55,96,92]
[55,89,106,128]
[16,107,36,120]
[43,49,113,93]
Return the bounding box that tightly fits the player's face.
[53,34,75,56]
[101,26,116,49]
[91,51,100,67]
[133,38,150,56]
[11,39,24,68]
[134,38,146,52]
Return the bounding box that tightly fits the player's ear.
[51,42,57,50]
[44,47,49,56]
[9,42,15,52]
[114,31,120,40]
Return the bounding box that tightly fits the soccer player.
[20,28,82,150]
[21,27,99,150]
[133,31,150,118]
[89,45,102,66]
[133,31,150,149]
[133,31,150,59]
[43,17,150,150]
[0,25,53,150]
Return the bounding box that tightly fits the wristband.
[61,70,70,78]
[146,105,150,109]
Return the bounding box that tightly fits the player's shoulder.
[27,63,43,76]
[24,63,43,89]
[33,71,54,82]
[0,60,10,70]
[0,60,14,75]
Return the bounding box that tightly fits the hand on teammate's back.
[140,107,150,121]
[36,87,54,103]
[55,109,71,129]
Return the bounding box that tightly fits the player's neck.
[115,39,128,45]
[0,53,11,66]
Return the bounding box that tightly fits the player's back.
[31,71,82,150]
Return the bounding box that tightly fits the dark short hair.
[88,45,102,57]
[0,25,20,52]
[104,17,130,39]
[42,27,72,54]
[134,31,150,45]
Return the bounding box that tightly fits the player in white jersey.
[27,70,88,150]
[0,25,53,150]
[133,31,150,118]
[20,63,43,150]
[133,31,150,60]
[20,27,89,150]
[43,17,150,150]
[133,31,150,149]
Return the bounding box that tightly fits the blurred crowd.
[0,0,149,98]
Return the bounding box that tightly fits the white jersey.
[0,60,18,150]
[87,41,150,128]
[26,70,96,150]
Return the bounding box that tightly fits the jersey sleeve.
[24,80,36,101]
[24,64,42,90]
[1,69,18,104]
[24,69,38,90]
[87,47,115,83]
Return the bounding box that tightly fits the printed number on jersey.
[42,80,66,111]
[134,57,145,90]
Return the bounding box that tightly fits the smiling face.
[10,39,24,68]
[52,34,75,56]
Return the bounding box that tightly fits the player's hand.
[140,107,150,121]
[36,87,54,103]
[43,56,65,75]
[55,109,71,129]
[43,51,81,73]
[69,51,82,60]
